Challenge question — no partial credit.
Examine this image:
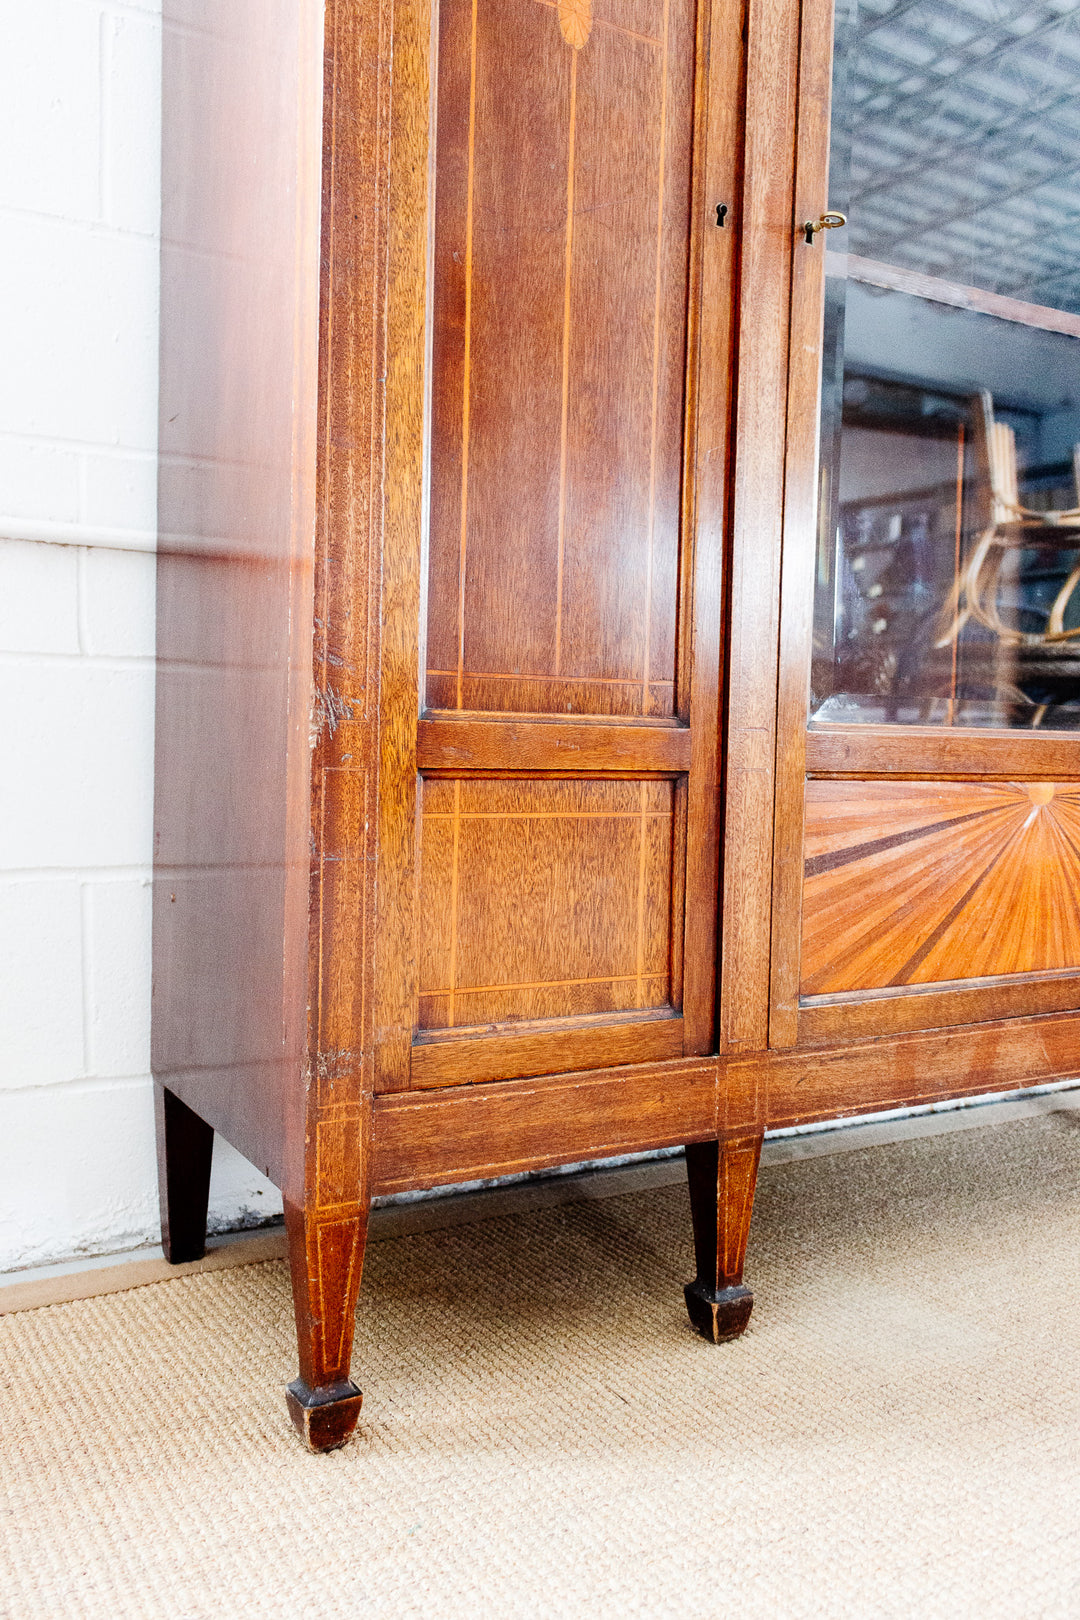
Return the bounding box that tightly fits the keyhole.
[715,203,728,228]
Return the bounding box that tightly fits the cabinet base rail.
[156,1007,1080,1448]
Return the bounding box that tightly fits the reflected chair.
[936,390,1080,647]
[934,391,1080,720]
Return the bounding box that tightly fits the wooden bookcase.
[154,0,1080,1450]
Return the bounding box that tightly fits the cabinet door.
[375,0,742,1090]
[773,0,1080,1046]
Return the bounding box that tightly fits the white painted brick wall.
[0,0,282,1272]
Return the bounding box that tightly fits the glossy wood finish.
[411,1012,686,1087]
[155,1085,215,1265]
[802,779,1080,993]
[154,0,1080,1451]
[369,1009,1080,1193]
[767,0,1080,1059]
[807,725,1080,779]
[427,0,694,720]
[418,777,676,1028]
[155,0,744,1449]
[417,716,692,773]
[798,968,1080,1045]
[766,1008,1080,1130]
[404,0,733,1093]
[153,0,324,1190]
[715,0,800,1053]
[156,0,383,1452]
[767,0,835,1049]
[283,0,396,1453]
[684,1134,762,1340]
[369,0,436,1101]
[372,1055,721,1192]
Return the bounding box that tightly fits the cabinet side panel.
[153,0,324,1184]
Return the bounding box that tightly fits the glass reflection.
[812,0,1080,728]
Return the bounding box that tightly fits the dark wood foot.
[683,1132,763,1343]
[155,1083,215,1264]
[684,1280,754,1342]
[285,1198,369,1452]
[285,1379,364,1453]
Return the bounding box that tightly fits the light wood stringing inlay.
[558,0,592,48]
[419,777,675,1029]
[801,779,1080,995]
[427,0,693,717]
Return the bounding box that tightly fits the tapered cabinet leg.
[683,1133,763,1342]
[155,1083,215,1264]
[284,1199,369,1453]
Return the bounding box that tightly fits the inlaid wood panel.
[801,780,1080,994]
[427,0,695,717]
[418,777,675,1029]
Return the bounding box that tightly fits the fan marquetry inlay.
[801,779,1080,994]
[558,0,592,47]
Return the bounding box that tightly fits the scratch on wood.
[316,1049,363,1080]
[311,683,357,745]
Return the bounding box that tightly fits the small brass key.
[803,211,846,245]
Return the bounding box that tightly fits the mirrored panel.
[812,0,1080,729]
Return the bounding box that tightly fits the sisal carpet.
[3,1114,1080,1618]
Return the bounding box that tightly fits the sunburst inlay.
[558,0,592,47]
[801,779,1080,994]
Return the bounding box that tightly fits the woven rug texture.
[2,1114,1080,1619]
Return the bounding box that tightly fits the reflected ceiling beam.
[829,252,1080,338]
[905,200,1080,296]
[997,263,1080,306]
[851,4,1079,132]
[851,82,1080,206]
[856,0,933,39]
[860,156,1080,257]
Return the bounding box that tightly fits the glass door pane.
[812,0,1080,730]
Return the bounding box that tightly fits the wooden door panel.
[427,0,695,718]
[372,0,735,1093]
[418,777,676,1030]
[800,777,1080,1010]
[770,0,1080,1046]
[411,1014,685,1088]
[416,715,691,773]
[806,726,1080,779]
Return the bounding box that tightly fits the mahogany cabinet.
[154,0,1080,1448]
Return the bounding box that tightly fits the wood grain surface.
[799,968,1080,1045]
[683,1132,762,1340]
[152,0,1080,1448]
[372,1056,721,1192]
[284,0,397,1446]
[715,0,800,1052]
[372,1005,1080,1193]
[426,0,695,719]
[807,726,1080,779]
[765,1007,1080,1129]
[416,715,692,773]
[767,0,835,1048]
[391,0,735,1089]
[677,0,742,1051]
[418,777,676,1028]
[802,779,1080,993]
[411,1012,685,1087]
[153,0,325,1189]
